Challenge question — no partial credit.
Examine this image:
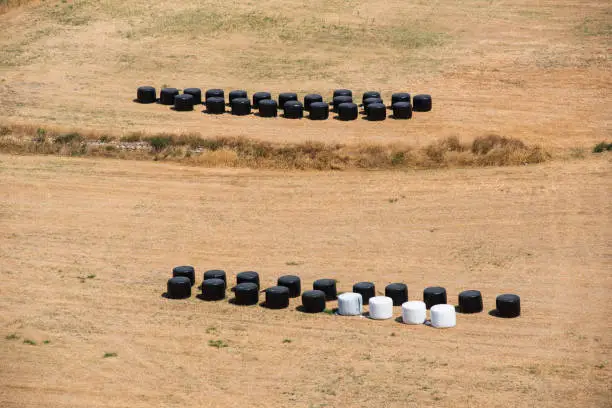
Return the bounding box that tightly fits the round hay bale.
[237,271,260,288]
[277,275,301,298]
[283,100,304,119]
[352,282,375,305]
[159,88,179,105]
[234,282,259,305]
[167,276,191,299]
[391,92,411,105]
[201,278,225,301]
[368,296,393,320]
[203,270,226,287]
[401,301,426,324]
[183,88,202,105]
[174,94,194,111]
[206,97,225,114]
[302,290,326,313]
[413,94,432,112]
[309,102,329,120]
[366,102,386,121]
[172,265,195,286]
[313,279,337,301]
[332,95,352,112]
[258,99,278,117]
[423,286,447,309]
[363,97,383,114]
[430,304,456,328]
[385,283,408,306]
[337,292,363,316]
[337,102,358,121]
[137,86,156,104]
[333,89,352,98]
[496,294,520,318]
[265,286,290,309]
[304,94,323,111]
[205,88,224,101]
[231,97,251,116]
[253,92,272,108]
[392,102,412,119]
[362,91,381,104]
[458,290,483,313]
[229,90,247,103]
[278,93,298,110]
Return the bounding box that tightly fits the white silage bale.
[430,304,456,328]
[368,296,393,320]
[337,292,363,316]
[401,301,426,324]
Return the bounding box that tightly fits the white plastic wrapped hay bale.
[401,301,426,324]
[337,292,363,316]
[430,304,456,328]
[368,296,393,320]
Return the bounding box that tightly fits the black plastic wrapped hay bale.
[333,89,352,98]
[231,98,251,116]
[332,96,352,113]
[366,102,386,121]
[205,88,224,101]
[167,276,191,299]
[136,86,156,104]
[174,94,194,111]
[204,270,226,287]
[201,278,225,301]
[458,290,483,313]
[304,94,323,111]
[352,282,375,305]
[337,102,358,121]
[392,92,411,105]
[413,94,432,112]
[265,286,290,309]
[496,294,520,318]
[423,286,447,309]
[237,271,260,288]
[283,100,303,119]
[278,93,298,110]
[253,92,272,108]
[313,279,337,301]
[362,91,381,104]
[302,290,326,313]
[258,99,278,117]
[229,90,247,103]
[363,97,383,114]
[309,102,329,120]
[277,275,301,298]
[206,97,225,114]
[385,283,408,306]
[183,88,202,105]
[172,265,195,286]
[234,282,259,306]
[392,102,412,119]
[159,88,179,105]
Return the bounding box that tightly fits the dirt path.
[0,154,610,407]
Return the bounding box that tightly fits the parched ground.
[0,154,610,407]
[0,0,610,149]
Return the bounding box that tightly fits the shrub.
[593,142,611,153]
[148,136,172,152]
[54,132,82,144]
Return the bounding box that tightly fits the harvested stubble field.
[1,154,611,407]
[0,0,611,407]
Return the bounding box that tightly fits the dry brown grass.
[0,0,35,14]
[0,123,551,170]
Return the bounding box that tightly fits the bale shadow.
[195,294,226,302]
[161,292,169,299]
[488,309,518,318]
[253,112,278,118]
[201,110,228,115]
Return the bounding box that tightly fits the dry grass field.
[0,154,611,407]
[0,0,611,407]
[0,0,610,150]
